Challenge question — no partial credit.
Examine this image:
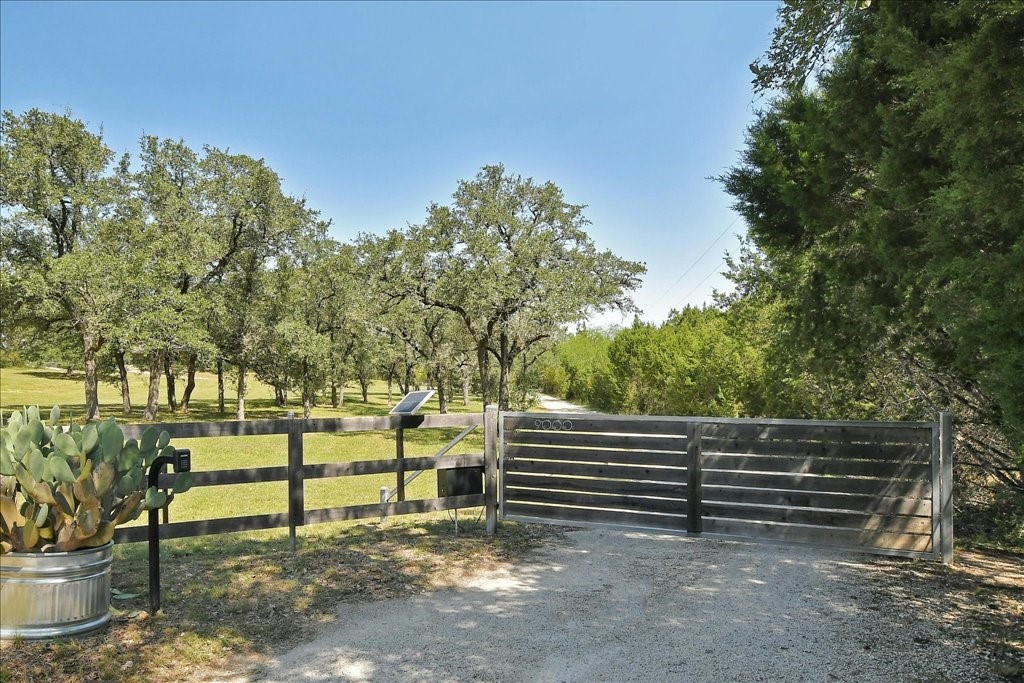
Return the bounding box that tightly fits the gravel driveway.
[247,527,991,682]
[536,394,590,413]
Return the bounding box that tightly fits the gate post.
[686,421,703,534]
[484,405,499,535]
[939,412,954,563]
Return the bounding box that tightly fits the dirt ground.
[232,527,1022,683]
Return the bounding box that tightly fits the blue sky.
[0,1,778,326]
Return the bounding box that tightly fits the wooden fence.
[113,408,499,545]
[501,412,954,562]
[108,406,952,562]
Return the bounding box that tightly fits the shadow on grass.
[3,367,483,426]
[2,394,290,424]
[0,519,561,683]
[313,425,483,447]
[10,398,480,427]
[135,399,293,423]
[19,368,88,382]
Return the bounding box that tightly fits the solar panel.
[389,390,436,415]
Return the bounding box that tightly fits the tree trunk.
[476,340,490,407]
[462,365,471,406]
[236,363,247,420]
[359,376,369,403]
[217,359,225,414]
[275,385,286,407]
[164,355,178,412]
[522,352,529,406]
[115,349,131,414]
[436,372,448,414]
[301,361,312,418]
[387,374,393,406]
[498,333,512,411]
[83,333,102,421]
[143,351,162,421]
[179,354,197,413]
[329,343,339,407]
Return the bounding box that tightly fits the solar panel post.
[386,391,433,504]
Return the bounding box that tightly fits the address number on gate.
[533,419,573,431]
[506,419,575,463]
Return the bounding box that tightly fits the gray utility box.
[437,466,484,497]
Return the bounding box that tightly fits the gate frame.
[498,411,954,563]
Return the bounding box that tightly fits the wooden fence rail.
[114,409,496,546]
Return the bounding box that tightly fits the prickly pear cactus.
[0,406,192,553]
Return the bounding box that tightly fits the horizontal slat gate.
[698,421,936,556]
[501,413,944,560]
[501,415,690,532]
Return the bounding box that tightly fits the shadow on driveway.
[243,527,989,682]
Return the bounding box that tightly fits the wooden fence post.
[396,427,405,502]
[939,411,954,563]
[484,405,499,535]
[686,421,703,534]
[287,412,305,552]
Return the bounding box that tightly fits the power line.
[651,216,739,305]
[671,258,726,309]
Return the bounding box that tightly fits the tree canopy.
[2,113,641,417]
[721,0,1023,494]
[364,164,645,409]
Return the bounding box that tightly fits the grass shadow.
[19,368,89,382]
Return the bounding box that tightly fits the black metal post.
[147,454,173,614]
[147,448,190,614]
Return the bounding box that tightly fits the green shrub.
[541,365,569,397]
[961,488,1024,553]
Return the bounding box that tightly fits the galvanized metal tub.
[0,542,113,640]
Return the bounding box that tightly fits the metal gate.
[499,411,953,561]
[500,413,700,533]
